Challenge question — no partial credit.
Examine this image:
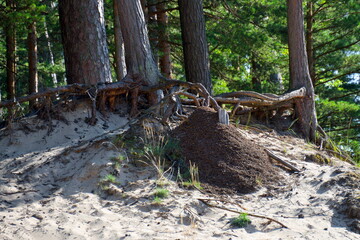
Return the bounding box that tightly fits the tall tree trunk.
[147,0,158,65]
[5,0,16,101]
[43,20,58,86]
[306,0,316,85]
[118,0,159,86]
[140,0,148,20]
[59,0,112,85]
[287,0,317,141]
[178,0,212,94]
[113,0,127,81]
[157,2,172,79]
[27,21,38,108]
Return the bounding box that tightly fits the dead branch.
[217,90,281,101]
[265,149,301,172]
[215,87,306,107]
[0,189,38,195]
[198,198,288,229]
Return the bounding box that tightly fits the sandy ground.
[0,106,359,240]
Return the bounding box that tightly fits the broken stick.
[198,198,288,229]
[265,149,301,172]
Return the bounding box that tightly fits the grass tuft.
[230,213,251,228]
[154,188,169,199]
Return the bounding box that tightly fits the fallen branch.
[217,88,305,102]
[0,189,38,195]
[265,149,301,172]
[197,198,247,210]
[198,198,288,229]
[215,87,306,107]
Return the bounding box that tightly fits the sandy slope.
[0,107,359,240]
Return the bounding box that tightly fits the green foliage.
[153,196,163,204]
[152,188,170,204]
[317,99,360,162]
[153,188,169,199]
[230,213,251,228]
[102,174,118,184]
[0,0,65,102]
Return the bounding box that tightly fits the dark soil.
[172,107,282,194]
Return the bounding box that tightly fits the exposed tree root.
[0,79,307,139]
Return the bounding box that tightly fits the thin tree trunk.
[178,0,212,93]
[157,2,172,79]
[118,0,159,86]
[287,0,317,141]
[113,0,127,81]
[59,0,112,85]
[43,20,58,86]
[27,21,38,108]
[250,53,261,91]
[306,0,316,85]
[5,0,16,101]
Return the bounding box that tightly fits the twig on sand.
[198,198,288,229]
[197,198,247,210]
[265,149,301,172]
[0,189,38,195]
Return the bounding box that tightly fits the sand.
[0,105,359,240]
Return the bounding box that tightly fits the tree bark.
[178,0,212,93]
[113,0,127,81]
[5,0,16,101]
[147,0,158,64]
[58,0,112,85]
[157,2,172,79]
[306,0,316,85]
[287,0,317,141]
[118,0,159,86]
[27,21,38,108]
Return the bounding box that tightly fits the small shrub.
[230,213,251,228]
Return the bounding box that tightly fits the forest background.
[0,0,359,162]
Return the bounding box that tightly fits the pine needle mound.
[172,107,282,194]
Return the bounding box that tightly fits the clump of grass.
[111,154,127,170]
[154,188,169,199]
[180,161,202,189]
[153,196,163,204]
[230,213,251,228]
[98,174,122,195]
[141,125,182,181]
[152,188,169,204]
[103,174,117,183]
